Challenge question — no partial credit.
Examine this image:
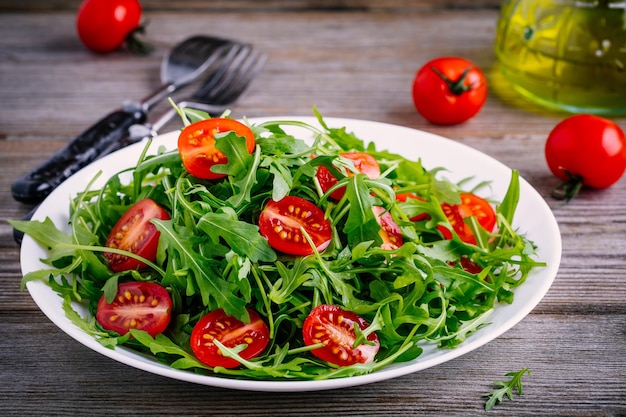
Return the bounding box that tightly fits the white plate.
[20,117,561,392]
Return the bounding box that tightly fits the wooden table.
[1,2,625,415]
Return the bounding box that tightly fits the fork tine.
[212,49,268,105]
[192,44,267,105]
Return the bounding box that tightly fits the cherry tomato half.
[258,196,332,256]
[545,114,626,199]
[302,304,380,367]
[372,206,403,250]
[178,118,256,180]
[437,193,496,244]
[76,0,142,53]
[190,308,270,369]
[395,192,430,222]
[96,281,172,337]
[104,198,171,272]
[412,57,487,125]
[316,152,381,200]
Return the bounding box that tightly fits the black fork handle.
[11,106,146,204]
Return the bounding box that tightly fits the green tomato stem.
[431,65,474,95]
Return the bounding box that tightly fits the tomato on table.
[190,308,270,369]
[302,304,380,366]
[412,57,487,125]
[316,152,380,200]
[104,198,170,272]
[96,281,172,337]
[437,193,496,244]
[372,206,403,250]
[76,0,146,54]
[545,114,626,200]
[178,118,256,180]
[258,196,332,256]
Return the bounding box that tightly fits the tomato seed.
[109,314,119,322]
[150,298,158,307]
[124,291,132,300]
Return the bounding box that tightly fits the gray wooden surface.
[1,2,625,416]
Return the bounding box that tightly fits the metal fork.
[13,42,267,245]
[121,42,268,150]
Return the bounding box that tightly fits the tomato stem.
[431,65,474,95]
[126,21,153,56]
[550,170,584,202]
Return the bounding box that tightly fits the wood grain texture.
[1,5,625,417]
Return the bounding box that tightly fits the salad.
[12,107,544,381]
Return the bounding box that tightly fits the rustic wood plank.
[1,0,503,12]
[0,6,625,417]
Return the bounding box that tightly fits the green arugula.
[483,368,531,411]
[11,111,545,381]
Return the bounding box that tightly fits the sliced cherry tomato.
[545,114,626,200]
[448,255,484,274]
[178,118,256,180]
[104,198,170,272]
[302,304,380,366]
[395,192,430,222]
[76,0,145,54]
[437,193,496,244]
[372,206,403,250]
[190,308,270,369]
[96,281,172,337]
[316,152,380,200]
[412,57,487,125]
[258,196,332,256]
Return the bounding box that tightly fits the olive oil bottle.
[495,0,626,115]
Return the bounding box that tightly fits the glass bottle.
[494,0,626,115]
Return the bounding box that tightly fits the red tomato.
[190,308,270,369]
[395,192,430,222]
[372,206,403,250]
[178,118,256,180]
[96,281,172,337]
[449,255,484,274]
[437,193,496,244]
[412,57,487,125]
[316,152,381,200]
[545,114,626,199]
[302,304,380,366]
[76,0,143,53]
[258,196,332,256]
[104,199,170,272]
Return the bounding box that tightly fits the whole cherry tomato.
[545,114,626,200]
[412,57,487,125]
[76,0,148,54]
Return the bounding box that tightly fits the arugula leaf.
[152,218,247,319]
[196,208,276,263]
[483,368,531,411]
[13,110,545,382]
[342,174,381,247]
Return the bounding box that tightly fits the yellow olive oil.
[495,0,626,115]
